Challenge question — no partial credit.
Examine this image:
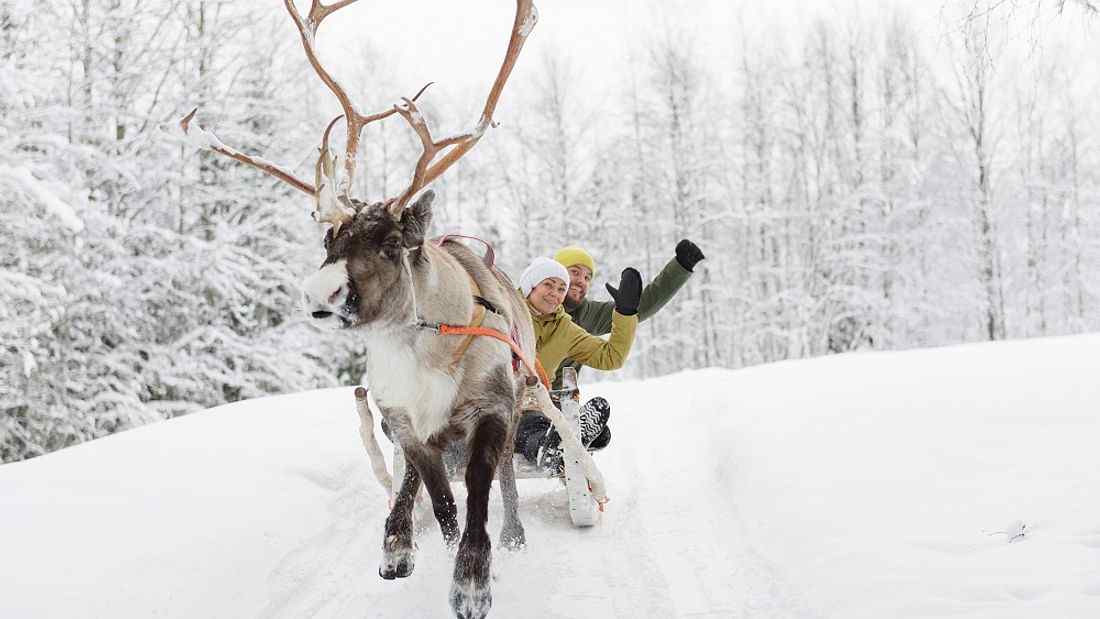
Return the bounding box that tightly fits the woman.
[513,256,642,474]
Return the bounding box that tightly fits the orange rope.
[447,304,486,372]
[437,324,549,389]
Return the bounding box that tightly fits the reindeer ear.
[400,190,435,248]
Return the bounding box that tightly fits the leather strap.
[433,234,496,269]
[447,273,488,372]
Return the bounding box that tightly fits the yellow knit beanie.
[553,246,596,275]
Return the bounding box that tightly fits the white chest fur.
[363,330,458,444]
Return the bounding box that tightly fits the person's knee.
[515,413,551,461]
[516,412,551,434]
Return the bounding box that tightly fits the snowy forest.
[2,0,1097,463]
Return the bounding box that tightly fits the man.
[553,239,705,390]
[542,240,704,453]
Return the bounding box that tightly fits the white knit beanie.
[519,256,570,297]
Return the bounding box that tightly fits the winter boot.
[577,397,611,448]
[535,427,565,476]
[587,425,611,451]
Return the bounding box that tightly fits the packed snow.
[2,334,1099,618]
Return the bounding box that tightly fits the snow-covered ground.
[3,334,1099,618]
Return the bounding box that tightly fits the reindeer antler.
[179,0,537,229]
[283,0,418,196]
[387,0,538,218]
[178,108,316,196]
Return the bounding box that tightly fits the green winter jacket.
[554,256,693,388]
[528,301,638,380]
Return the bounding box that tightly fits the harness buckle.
[416,320,442,333]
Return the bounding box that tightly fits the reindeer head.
[300,191,434,329]
[178,0,538,328]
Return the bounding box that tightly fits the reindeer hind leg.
[486,368,526,548]
[498,390,527,550]
[497,439,525,550]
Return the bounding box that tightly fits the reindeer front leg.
[450,414,507,619]
[379,413,460,580]
[403,444,461,547]
[380,459,421,579]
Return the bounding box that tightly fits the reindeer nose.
[327,285,343,304]
[312,310,333,319]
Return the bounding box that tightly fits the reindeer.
[179,2,554,617]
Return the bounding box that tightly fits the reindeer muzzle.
[301,259,353,327]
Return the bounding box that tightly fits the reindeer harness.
[408,235,551,389]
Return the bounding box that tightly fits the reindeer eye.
[322,227,335,250]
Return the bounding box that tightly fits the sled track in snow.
[261,382,818,618]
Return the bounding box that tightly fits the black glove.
[605,268,642,316]
[675,239,705,272]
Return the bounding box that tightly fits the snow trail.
[4,335,1100,617]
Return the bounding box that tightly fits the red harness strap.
[430,233,546,387]
[437,324,550,390]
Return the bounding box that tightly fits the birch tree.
[945,7,1008,340]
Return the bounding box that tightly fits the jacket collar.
[526,299,567,323]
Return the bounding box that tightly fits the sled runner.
[355,367,604,528]
[547,367,602,526]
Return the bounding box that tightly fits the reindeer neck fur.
[362,242,483,444]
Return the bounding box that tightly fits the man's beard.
[564,291,583,311]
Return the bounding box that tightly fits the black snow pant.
[513,397,612,466]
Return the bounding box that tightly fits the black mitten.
[605,268,642,316]
[675,239,705,272]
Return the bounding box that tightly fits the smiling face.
[300,192,434,329]
[527,277,567,315]
[564,264,592,308]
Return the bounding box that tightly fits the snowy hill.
[3,335,1100,618]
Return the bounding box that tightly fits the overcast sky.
[291,0,936,114]
[275,0,1097,135]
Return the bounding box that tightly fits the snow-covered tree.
[3,0,1098,461]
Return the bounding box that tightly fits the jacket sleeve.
[636,257,693,322]
[573,299,615,336]
[577,257,694,336]
[564,310,638,371]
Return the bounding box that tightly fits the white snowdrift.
[2,334,1099,618]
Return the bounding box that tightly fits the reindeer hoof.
[499,526,526,551]
[442,524,461,550]
[450,581,492,619]
[379,547,416,580]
